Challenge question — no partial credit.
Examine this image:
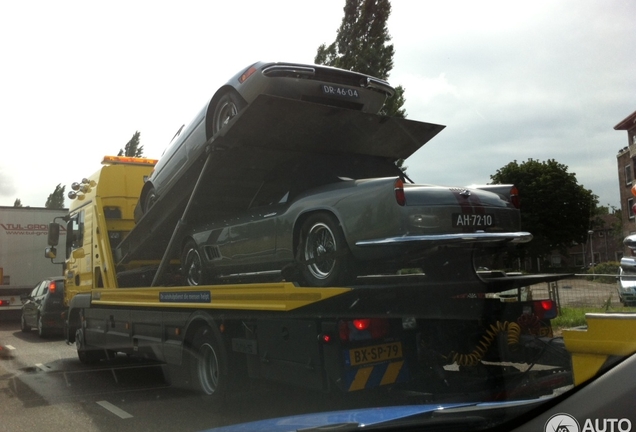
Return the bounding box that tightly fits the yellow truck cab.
[47,156,156,304]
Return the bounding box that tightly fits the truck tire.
[189,325,228,397]
[75,328,104,365]
[211,90,246,136]
[299,213,352,287]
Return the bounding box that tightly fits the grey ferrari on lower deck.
[180,153,530,287]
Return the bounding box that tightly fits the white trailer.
[0,206,67,314]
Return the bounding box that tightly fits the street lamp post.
[588,229,595,277]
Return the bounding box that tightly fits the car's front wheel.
[20,313,31,332]
[181,240,208,286]
[299,213,353,287]
[211,90,246,136]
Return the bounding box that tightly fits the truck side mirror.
[45,247,57,259]
[48,223,61,246]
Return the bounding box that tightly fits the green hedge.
[586,261,620,284]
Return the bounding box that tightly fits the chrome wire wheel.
[304,222,337,281]
[184,248,204,286]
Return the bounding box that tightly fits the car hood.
[200,400,541,432]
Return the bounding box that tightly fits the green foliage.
[586,261,620,284]
[553,305,636,330]
[118,131,143,157]
[13,198,22,207]
[552,307,603,329]
[315,0,406,119]
[45,184,65,209]
[490,158,598,270]
[381,84,406,118]
[315,0,394,79]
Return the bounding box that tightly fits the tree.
[490,159,598,271]
[315,0,406,118]
[45,184,66,209]
[118,131,143,157]
[13,198,22,207]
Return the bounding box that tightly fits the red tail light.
[339,318,390,341]
[510,186,520,209]
[49,281,57,294]
[353,319,370,331]
[394,178,406,206]
[0,300,9,306]
[533,299,557,320]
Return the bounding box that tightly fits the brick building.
[544,213,622,271]
[615,109,636,255]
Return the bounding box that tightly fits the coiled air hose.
[446,321,521,367]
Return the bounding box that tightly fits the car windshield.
[1,1,635,431]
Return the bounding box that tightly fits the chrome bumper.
[356,231,533,246]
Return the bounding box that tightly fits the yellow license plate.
[349,342,403,366]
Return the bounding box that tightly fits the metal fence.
[527,274,621,311]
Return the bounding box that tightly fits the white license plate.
[321,84,360,98]
[452,213,495,227]
[349,342,402,366]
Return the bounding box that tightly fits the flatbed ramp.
[114,95,445,268]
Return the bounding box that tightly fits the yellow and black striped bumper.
[342,359,410,391]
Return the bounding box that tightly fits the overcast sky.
[0,0,634,209]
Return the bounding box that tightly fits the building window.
[573,253,585,267]
[629,198,634,220]
[626,165,633,185]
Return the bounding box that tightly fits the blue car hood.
[201,403,476,432]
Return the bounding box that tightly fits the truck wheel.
[299,213,352,287]
[37,315,48,338]
[189,326,228,397]
[181,240,208,286]
[211,90,246,136]
[20,314,31,332]
[75,328,103,365]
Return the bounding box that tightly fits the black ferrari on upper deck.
[135,61,395,221]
